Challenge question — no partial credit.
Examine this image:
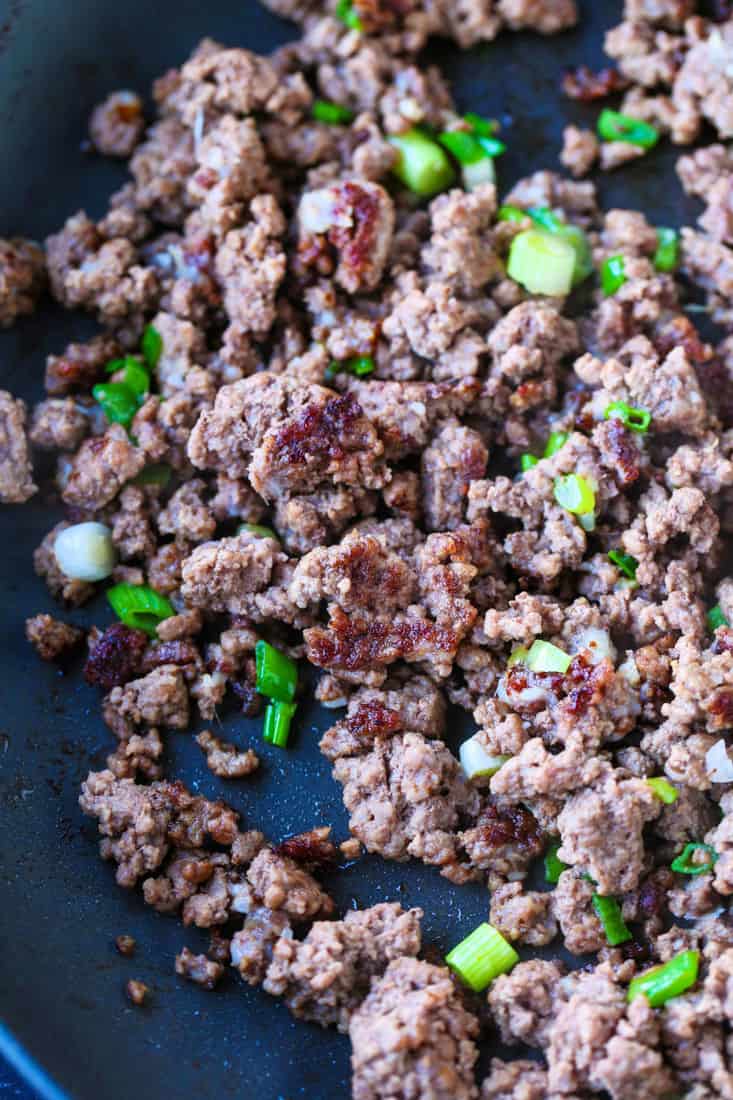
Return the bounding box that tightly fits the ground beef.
[560,125,600,177]
[349,957,479,1100]
[0,238,45,327]
[262,902,422,1030]
[62,426,145,510]
[104,665,190,735]
[25,614,83,661]
[195,730,259,778]
[175,946,225,990]
[557,770,661,894]
[0,391,36,503]
[327,729,480,881]
[246,847,334,920]
[489,881,557,946]
[89,92,145,157]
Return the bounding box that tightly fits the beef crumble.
[8,2,733,1098]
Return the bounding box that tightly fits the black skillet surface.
[0,1,710,1097]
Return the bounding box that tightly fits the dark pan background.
[0,2,708,1098]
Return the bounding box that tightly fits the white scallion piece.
[53,522,117,582]
[459,736,509,780]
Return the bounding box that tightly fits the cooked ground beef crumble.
[6,0,733,1096]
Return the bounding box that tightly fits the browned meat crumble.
[6,1,733,1097]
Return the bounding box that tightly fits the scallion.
[545,839,567,884]
[255,640,298,703]
[464,112,499,139]
[601,255,627,296]
[521,453,539,471]
[131,464,171,487]
[544,431,568,458]
[106,583,175,637]
[708,604,728,632]
[141,324,163,370]
[312,99,354,125]
[604,401,651,434]
[526,639,572,674]
[554,473,596,516]
[347,355,375,376]
[459,736,509,780]
[105,357,150,398]
[507,229,576,297]
[438,130,485,165]
[592,895,632,946]
[335,0,363,30]
[92,382,141,428]
[263,700,297,748]
[608,549,638,580]
[597,109,660,149]
[445,922,518,992]
[654,228,679,273]
[388,129,455,198]
[671,842,718,876]
[507,645,529,668]
[498,204,528,223]
[523,207,593,287]
[238,523,279,540]
[646,777,678,804]
[627,950,700,1007]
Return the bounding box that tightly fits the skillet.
[0,1,709,1096]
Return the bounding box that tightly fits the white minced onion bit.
[459,736,509,780]
[462,157,495,192]
[572,627,617,666]
[618,655,640,686]
[706,739,733,783]
[53,522,117,582]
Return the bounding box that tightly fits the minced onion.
[705,739,733,783]
[53,522,117,582]
[459,736,509,780]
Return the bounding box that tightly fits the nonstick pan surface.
[0,2,707,1097]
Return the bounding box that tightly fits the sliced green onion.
[445,922,519,992]
[608,550,638,580]
[671,842,718,876]
[312,99,354,125]
[654,228,679,273]
[346,355,374,376]
[597,109,660,149]
[478,136,506,157]
[578,511,596,533]
[238,523,279,540]
[438,130,485,165]
[545,839,567,884]
[525,208,593,288]
[464,112,499,139]
[507,645,529,668]
[526,639,571,674]
[708,604,728,632]
[335,0,363,30]
[255,640,298,703]
[131,464,171,487]
[142,324,163,370]
[388,129,455,198]
[263,700,297,748]
[498,204,528,223]
[459,736,509,780]
[604,401,651,434]
[107,583,175,637]
[106,356,150,398]
[507,229,576,297]
[646,777,679,804]
[92,382,141,428]
[544,431,568,458]
[628,951,700,1007]
[520,454,539,471]
[601,255,627,296]
[592,895,632,946]
[554,473,596,516]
